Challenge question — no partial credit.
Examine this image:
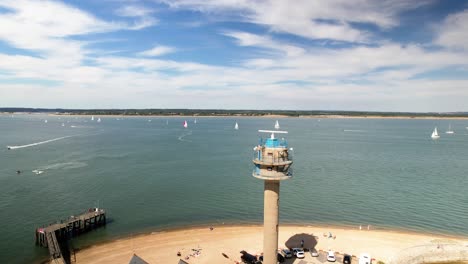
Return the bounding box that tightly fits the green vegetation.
[2,108,468,118]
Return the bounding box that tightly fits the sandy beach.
[74,225,468,264]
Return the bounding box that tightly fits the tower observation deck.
[252,130,293,264]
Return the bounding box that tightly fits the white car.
[310,248,319,257]
[292,248,305,259]
[359,253,372,264]
[327,251,336,262]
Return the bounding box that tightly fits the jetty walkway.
[35,208,106,264]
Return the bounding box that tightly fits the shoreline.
[4,112,468,120]
[71,223,468,264]
[77,222,468,249]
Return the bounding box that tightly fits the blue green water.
[0,115,467,263]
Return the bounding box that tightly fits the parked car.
[343,254,352,264]
[358,253,371,264]
[327,251,336,262]
[281,249,292,258]
[310,248,319,257]
[292,248,305,259]
[258,253,285,263]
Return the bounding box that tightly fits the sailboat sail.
[91,116,94,121]
[274,120,280,129]
[446,124,454,134]
[183,120,188,128]
[234,122,239,130]
[431,127,440,139]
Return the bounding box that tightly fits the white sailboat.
[183,120,188,128]
[44,119,48,123]
[234,122,239,130]
[445,124,454,134]
[91,116,95,121]
[97,118,101,123]
[431,127,440,139]
[194,119,197,124]
[274,120,280,129]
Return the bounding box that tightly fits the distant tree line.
[1,108,468,117]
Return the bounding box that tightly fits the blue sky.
[1,0,468,111]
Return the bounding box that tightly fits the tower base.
[263,180,280,264]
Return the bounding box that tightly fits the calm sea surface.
[0,115,467,263]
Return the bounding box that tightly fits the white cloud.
[114,4,158,29]
[1,0,468,112]
[435,9,468,50]
[159,0,433,42]
[2,36,468,111]
[138,45,176,57]
[0,0,155,57]
[116,5,155,17]
[223,31,305,57]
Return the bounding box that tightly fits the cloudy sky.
[0,0,468,111]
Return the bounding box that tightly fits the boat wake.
[7,135,75,150]
[343,129,367,133]
[178,130,193,142]
[41,161,88,170]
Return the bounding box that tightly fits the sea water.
[0,115,467,263]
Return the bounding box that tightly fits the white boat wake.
[7,135,75,150]
[41,161,88,170]
[178,130,193,142]
[343,129,367,133]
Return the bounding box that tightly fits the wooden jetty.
[35,208,106,264]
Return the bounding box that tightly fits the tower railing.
[252,167,293,178]
[252,153,293,164]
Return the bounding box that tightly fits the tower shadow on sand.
[284,233,318,249]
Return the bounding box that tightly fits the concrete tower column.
[252,129,293,264]
[263,180,280,264]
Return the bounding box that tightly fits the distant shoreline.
[4,112,468,120]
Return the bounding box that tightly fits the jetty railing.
[35,208,106,264]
